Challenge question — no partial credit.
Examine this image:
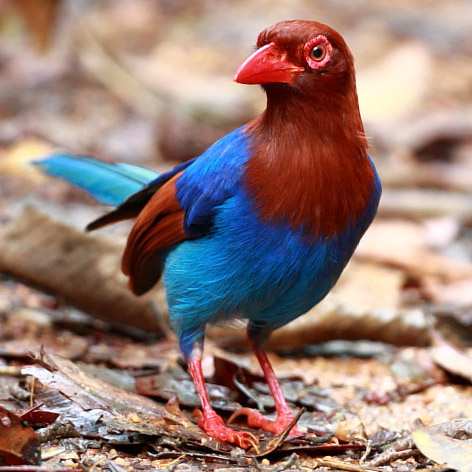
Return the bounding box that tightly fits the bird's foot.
[193,410,259,450]
[228,407,303,435]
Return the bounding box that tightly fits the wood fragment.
[0,207,162,334]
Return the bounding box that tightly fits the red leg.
[188,355,258,449]
[229,346,303,435]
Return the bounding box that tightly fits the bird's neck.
[243,86,375,241]
[260,83,366,149]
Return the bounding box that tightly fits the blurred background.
[0,0,472,341]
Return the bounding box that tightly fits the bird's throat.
[243,87,374,241]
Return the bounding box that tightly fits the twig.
[233,375,266,413]
[367,449,420,467]
[168,456,186,472]
[272,453,298,472]
[249,408,306,458]
[29,376,35,407]
[36,421,81,443]
[315,458,382,472]
[367,435,416,467]
[359,440,372,463]
[0,366,24,376]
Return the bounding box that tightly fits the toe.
[196,410,260,450]
[229,408,303,435]
[228,407,261,425]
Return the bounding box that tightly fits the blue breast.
[165,155,381,355]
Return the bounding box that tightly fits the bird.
[35,20,381,449]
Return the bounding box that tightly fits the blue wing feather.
[175,126,251,236]
[34,153,159,206]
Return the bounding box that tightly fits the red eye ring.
[304,35,332,70]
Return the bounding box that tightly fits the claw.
[234,430,260,453]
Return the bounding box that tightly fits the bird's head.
[234,20,355,101]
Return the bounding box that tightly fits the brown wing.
[122,173,187,295]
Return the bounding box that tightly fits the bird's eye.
[309,44,326,62]
[304,35,332,70]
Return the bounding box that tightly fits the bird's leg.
[229,323,303,435]
[184,334,258,449]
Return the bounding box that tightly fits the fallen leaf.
[0,407,41,466]
[412,418,472,472]
[428,419,472,440]
[356,219,472,282]
[22,354,168,438]
[332,261,404,311]
[0,207,162,334]
[424,277,472,306]
[335,416,367,444]
[431,330,472,383]
[17,404,59,426]
[21,352,243,452]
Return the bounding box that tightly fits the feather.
[120,127,253,294]
[86,158,196,231]
[122,173,187,295]
[175,127,251,236]
[33,153,158,206]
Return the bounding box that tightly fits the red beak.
[233,42,304,85]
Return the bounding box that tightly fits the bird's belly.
[164,193,369,334]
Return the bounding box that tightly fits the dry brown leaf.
[0,406,41,465]
[412,418,472,472]
[431,330,472,383]
[211,295,429,350]
[0,207,162,334]
[21,352,239,452]
[423,277,472,306]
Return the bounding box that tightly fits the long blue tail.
[33,153,159,207]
